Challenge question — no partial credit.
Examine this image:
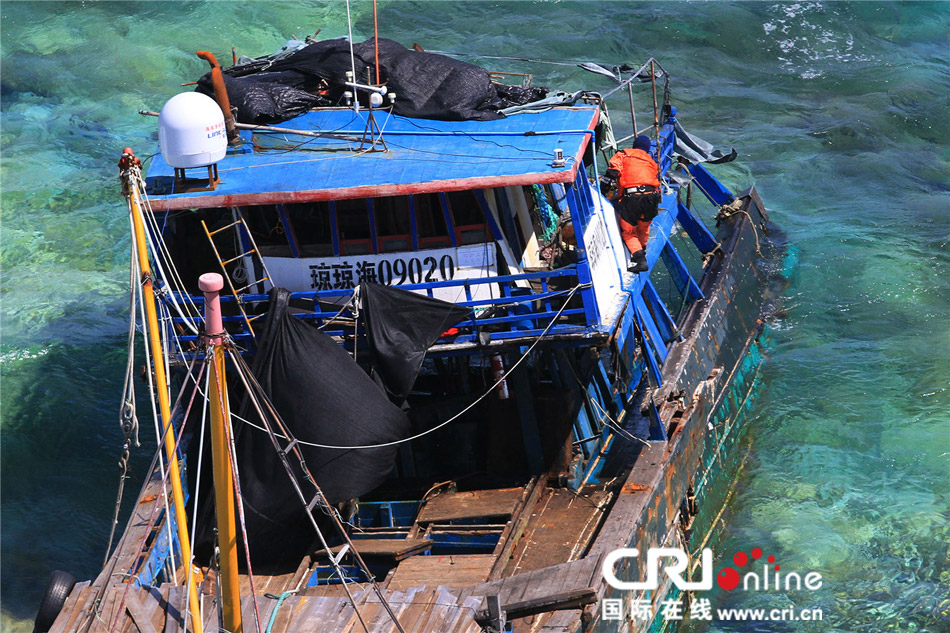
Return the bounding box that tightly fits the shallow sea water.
[1,2,947,632]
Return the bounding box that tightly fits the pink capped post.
[198,272,225,345]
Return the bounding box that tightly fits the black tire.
[32,570,76,633]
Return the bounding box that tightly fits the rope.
[183,368,211,633]
[104,238,145,565]
[563,357,648,448]
[107,359,206,633]
[373,0,380,85]
[129,169,202,333]
[129,218,180,582]
[263,591,297,633]
[531,184,559,243]
[715,200,776,261]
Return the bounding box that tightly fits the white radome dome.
[158,92,227,168]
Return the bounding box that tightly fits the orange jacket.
[608,148,659,189]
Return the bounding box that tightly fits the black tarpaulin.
[360,283,472,401]
[196,70,329,125]
[199,37,547,123]
[233,288,409,562]
[673,119,738,165]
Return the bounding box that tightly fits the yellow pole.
[199,273,243,633]
[121,151,204,633]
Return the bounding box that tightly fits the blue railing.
[168,266,599,352]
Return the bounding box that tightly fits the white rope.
[234,283,590,450]
[183,363,211,633]
[129,207,178,578]
[120,238,141,448]
[131,170,201,333]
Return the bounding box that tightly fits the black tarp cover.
[197,38,546,124]
[360,283,472,402]
[233,288,409,561]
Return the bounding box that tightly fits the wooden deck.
[51,583,484,633]
[415,488,524,524]
[53,480,612,633]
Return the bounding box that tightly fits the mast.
[120,150,203,633]
[199,273,243,633]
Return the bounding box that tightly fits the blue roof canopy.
[144,106,599,210]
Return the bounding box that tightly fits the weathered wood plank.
[474,588,596,623]
[488,479,545,581]
[330,538,432,560]
[388,555,495,591]
[124,591,160,633]
[502,488,609,577]
[162,586,184,633]
[417,488,524,524]
[50,583,94,633]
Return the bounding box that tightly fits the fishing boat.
[35,35,783,633]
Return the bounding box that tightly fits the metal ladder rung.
[221,250,256,266]
[235,277,270,293]
[200,212,275,340]
[307,496,321,512]
[207,220,244,236]
[280,439,299,456]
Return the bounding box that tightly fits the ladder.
[201,209,275,337]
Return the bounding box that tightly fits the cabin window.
[336,198,373,255]
[285,202,333,257]
[446,190,490,245]
[415,193,452,249]
[244,190,496,259]
[374,196,412,253]
[243,205,293,257]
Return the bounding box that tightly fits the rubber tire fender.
[33,570,76,633]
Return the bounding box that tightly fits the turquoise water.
[1,2,946,632]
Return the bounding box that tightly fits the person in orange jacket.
[601,135,660,273]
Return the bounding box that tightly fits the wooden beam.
[473,588,596,623]
[125,591,161,633]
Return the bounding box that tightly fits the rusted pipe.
[196,50,240,144]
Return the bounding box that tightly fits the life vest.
[608,148,660,189]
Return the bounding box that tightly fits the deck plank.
[124,590,160,633]
[51,583,95,633]
[417,488,523,524]
[330,538,432,560]
[388,555,495,591]
[162,586,184,633]
[502,488,610,577]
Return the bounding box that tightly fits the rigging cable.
[105,357,207,633]
[103,238,144,566]
[131,170,202,332]
[217,357,265,633]
[129,211,179,581]
[183,366,211,633]
[373,0,380,85]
